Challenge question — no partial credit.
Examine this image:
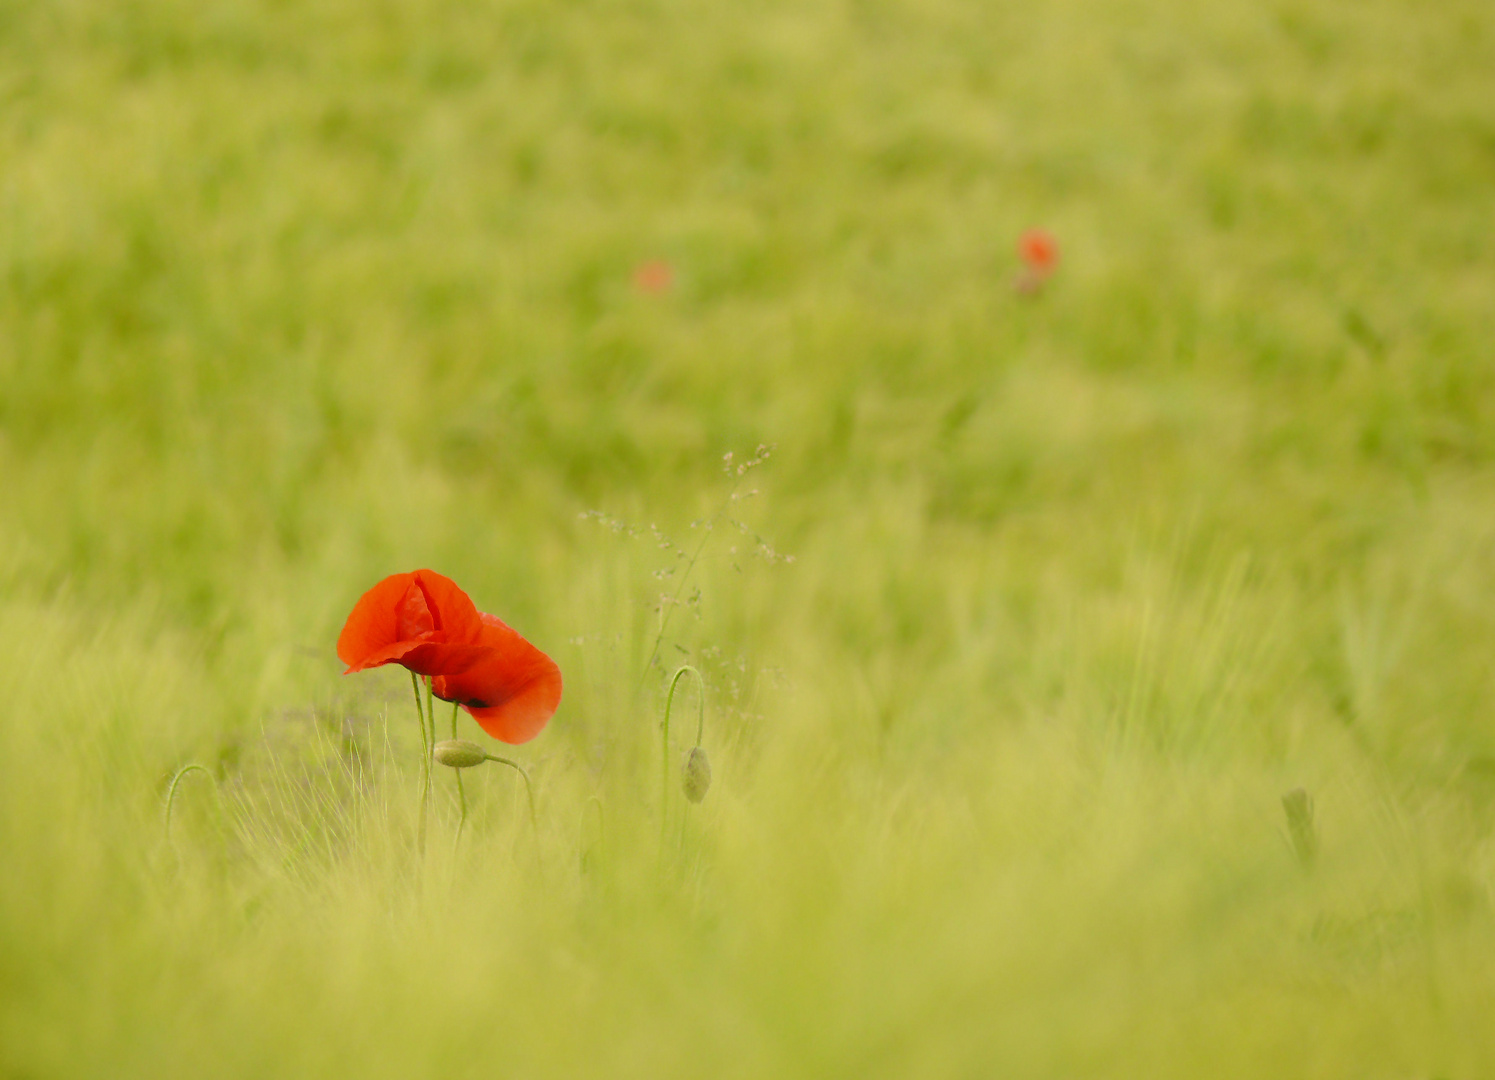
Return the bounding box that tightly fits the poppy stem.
[484,754,538,839]
[660,664,705,848]
[424,676,439,854]
[424,676,436,758]
[450,700,467,853]
[410,671,430,857]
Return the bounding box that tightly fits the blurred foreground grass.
[3,0,1495,1074]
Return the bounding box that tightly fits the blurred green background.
[3,0,1494,1075]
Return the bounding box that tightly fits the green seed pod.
[681,746,711,804]
[434,739,487,769]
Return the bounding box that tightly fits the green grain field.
[3,0,1495,1075]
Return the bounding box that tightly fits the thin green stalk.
[451,700,468,852]
[411,671,430,857]
[424,675,436,759]
[410,670,430,759]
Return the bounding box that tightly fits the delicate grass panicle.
[4,0,1495,1074]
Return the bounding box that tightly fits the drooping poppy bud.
[433,740,488,769]
[337,570,489,678]
[432,612,562,745]
[681,746,711,804]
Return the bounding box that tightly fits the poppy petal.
[343,634,432,674]
[399,641,493,678]
[410,570,484,642]
[431,613,562,745]
[338,572,419,671]
[337,570,488,675]
[462,670,561,744]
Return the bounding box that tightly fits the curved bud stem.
[485,754,539,839]
[163,763,217,843]
[661,664,706,848]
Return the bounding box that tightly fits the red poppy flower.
[1018,228,1060,275]
[337,570,490,678]
[432,612,562,745]
[633,259,674,294]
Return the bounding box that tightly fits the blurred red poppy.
[337,570,490,677]
[633,259,674,294]
[433,613,562,745]
[1018,229,1060,276]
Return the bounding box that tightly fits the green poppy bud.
[434,739,487,769]
[681,746,711,804]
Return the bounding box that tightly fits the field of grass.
[3,0,1495,1074]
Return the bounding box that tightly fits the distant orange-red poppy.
[1018,229,1059,276]
[633,259,674,294]
[430,612,562,745]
